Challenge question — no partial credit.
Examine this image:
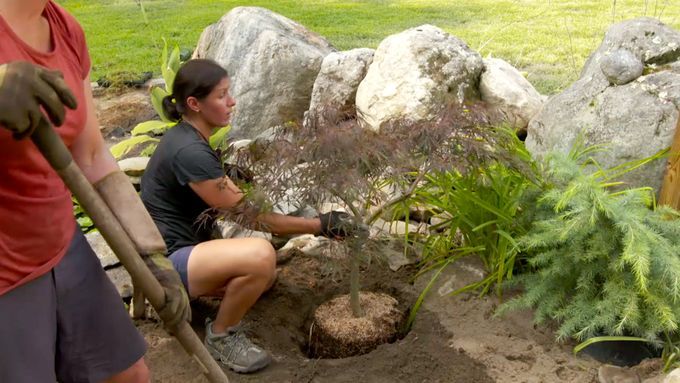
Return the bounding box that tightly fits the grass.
[59,0,680,94]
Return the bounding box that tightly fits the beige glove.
[0,61,77,139]
[94,171,190,328]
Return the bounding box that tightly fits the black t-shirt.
[141,122,224,253]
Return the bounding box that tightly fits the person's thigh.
[187,237,276,297]
[0,270,58,383]
[54,229,147,383]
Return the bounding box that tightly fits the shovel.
[31,119,229,383]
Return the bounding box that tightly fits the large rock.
[193,7,335,138]
[526,18,680,192]
[304,48,375,127]
[479,58,545,131]
[355,24,483,131]
[665,368,680,383]
[86,230,119,269]
[118,157,149,177]
[598,365,640,383]
[600,49,644,85]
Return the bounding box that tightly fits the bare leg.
[103,357,150,383]
[187,237,276,333]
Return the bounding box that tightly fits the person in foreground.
[141,58,359,373]
[0,1,190,382]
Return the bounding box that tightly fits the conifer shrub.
[500,143,680,343]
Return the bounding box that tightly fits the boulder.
[278,234,331,258]
[193,7,335,138]
[479,58,545,131]
[600,49,644,85]
[304,48,375,127]
[86,230,119,269]
[106,266,133,300]
[85,231,132,299]
[355,24,483,131]
[118,157,149,178]
[664,368,680,383]
[216,220,272,241]
[526,18,680,192]
[598,364,640,383]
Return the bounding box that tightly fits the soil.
[137,252,493,383]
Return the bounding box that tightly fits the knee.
[130,358,150,383]
[251,238,276,277]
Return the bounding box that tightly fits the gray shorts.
[0,225,147,383]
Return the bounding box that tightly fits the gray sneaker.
[204,318,271,373]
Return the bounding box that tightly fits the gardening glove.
[142,252,192,328]
[0,61,77,139]
[319,211,369,239]
[224,163,254,184]
[94,171,191,329]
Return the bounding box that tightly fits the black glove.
[319,211,368,239]
[224,163,254,184]
[0,61,77,139]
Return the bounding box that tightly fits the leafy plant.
[499,142,678,344]
[110,135,160,160]
[73,196,94,233]
[407,128,540,300]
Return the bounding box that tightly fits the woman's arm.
[189,176,322,236]
[69,76,118,182]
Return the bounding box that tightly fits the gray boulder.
[193,7,335,138]
[600,49,644,85]
[85,231,132,299]
[304,48,375,127]
[86,230,119,269]
[526,18,680,192]
[355,25,483,131]
[479,57,545,131]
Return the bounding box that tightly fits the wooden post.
[659,115,680,208]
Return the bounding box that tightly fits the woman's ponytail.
[162,95,182,122]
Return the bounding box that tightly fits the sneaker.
[204,318,271,373]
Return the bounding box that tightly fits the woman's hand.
[0,61,77,139]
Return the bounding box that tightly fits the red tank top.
[0,2,91,295]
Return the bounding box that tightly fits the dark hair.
[162,59,229,121]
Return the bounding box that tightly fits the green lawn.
[60,0,680,94]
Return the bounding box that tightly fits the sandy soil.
[139,252,492,382]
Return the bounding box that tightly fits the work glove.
[95,171,190,329]
[224,163,254,184]
[144,252,191,328]
[0,61,77,139]
[319,211,369,239]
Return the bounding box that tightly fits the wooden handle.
[31,120,229,383]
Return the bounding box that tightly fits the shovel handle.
[31,120,229,383]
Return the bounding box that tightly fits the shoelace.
[215,329,257,363]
